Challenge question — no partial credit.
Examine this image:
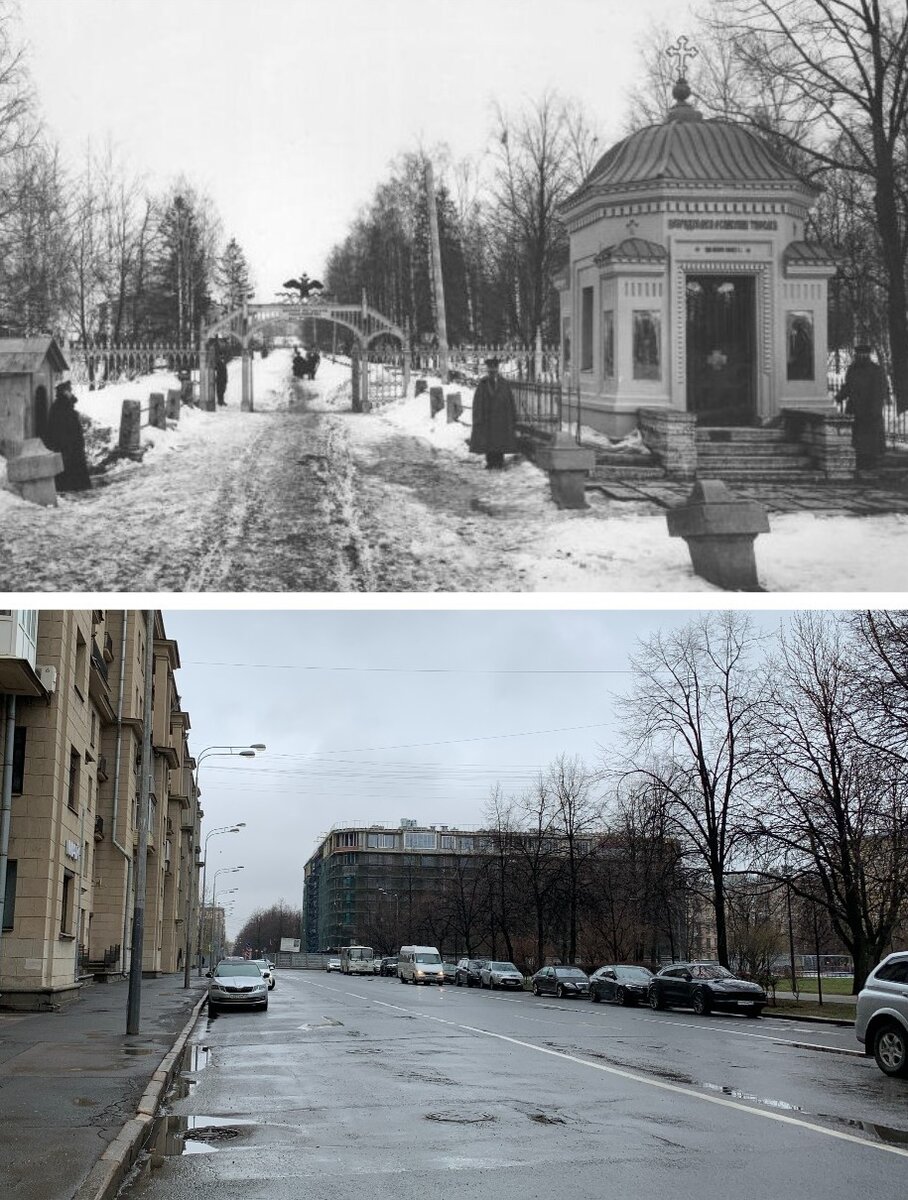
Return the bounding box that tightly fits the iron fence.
[827,369,908,447]
[446,344,561,384]
[511,377,581,442]
[366,351,406,405]
[67,341,198,388]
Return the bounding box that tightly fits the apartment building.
[0,610,202,1010]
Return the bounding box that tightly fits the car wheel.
[873,1022,908,1077]
[207,1002,218,1015]
[490,978,496,990]
[456,976,462,987]
[616,986,629,1006]
[649,989,666,1011]
[692,989,712,1016]
[261,999,268,1011]
[532,982,540,996]
[399,973,406,983]
[744,1006,762,1019]
[590,988,600,1003]
[556,984,565,999]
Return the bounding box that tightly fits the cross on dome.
[666,34,699,81]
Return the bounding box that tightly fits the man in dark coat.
[215,356,228,406]
[43,380,91,492]
[837,344,888,470]
[469,357,518,469]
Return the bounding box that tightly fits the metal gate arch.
[199,300,410,410]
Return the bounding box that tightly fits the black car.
[648,962,766,1017]
[531,965,590,998]
[589,964,653,1005]
[455,957,488,987]
[378,956,398,977]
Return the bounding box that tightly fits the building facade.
[557,77,836,438]
[0,610,202,1010]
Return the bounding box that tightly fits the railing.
[67,341,199,388]
[827,370,908,448]
[90,642,109,684]
[511,377,581,443]
[366,352,406,405]
[446,344,561,385]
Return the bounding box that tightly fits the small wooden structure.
[0,337,69,457]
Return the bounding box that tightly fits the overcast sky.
[161,607,804,942]
[18,0,691,298]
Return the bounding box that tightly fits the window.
[67,749,81,812]
[458,837,474,852]
[74,631,87,700]
[786,311,814,381]
[367,832,396,849]
[12,727,25,795]
[440,835,455,850]
[876,960,908,984]
[339,831,357,847]
[581,287,594,371]
[61,870,75,935]
[404,831,436,851]
[2,860,15,930]
[633,310,661,380]
[344,852,356,865]
[602,311,615,378]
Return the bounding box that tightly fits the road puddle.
[147,1115,257,1161]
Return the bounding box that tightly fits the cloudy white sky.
[161,606,803,941]
[18,0,691,297]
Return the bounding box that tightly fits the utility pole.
[425,159,449,383]
[127,610,155,1034]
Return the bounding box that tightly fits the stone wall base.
[638,407,697,479]
[0,981,87,1012]
[782,407,856,479]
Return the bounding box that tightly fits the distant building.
[0,610,201,1010]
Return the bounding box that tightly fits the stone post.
[445,391,463,423]
[402,344,411,396]
[6,439,63,506]
[351,345,362,412]
[165,388,181,421]
[429,386,445,417]
[119,400,142,455]
[534,431,596,509]
[666,479,770,591]
[415,378,428,397]
[148,391,166,429]
[241,350,254,412]
[534,326,543,381]
[637,407,697,479]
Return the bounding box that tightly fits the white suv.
[855,951,908,1077]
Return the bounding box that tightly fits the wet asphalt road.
[121,969,908,1199]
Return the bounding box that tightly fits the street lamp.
[208,866,243,967]
[192,741,265,978]
[378,889,400,950]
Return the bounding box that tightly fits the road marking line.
[363,997,904,1158]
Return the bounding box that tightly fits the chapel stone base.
[638,408,697,479]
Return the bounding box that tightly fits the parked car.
[648,962,766,1017]
[207,961,268,1013]
[531,965,590,999]
[325,956,342,972]
[480,961,525,990]
[855,950,908,1077]
[455,957,489,987]
[378,956,398,977]
[589,964,654,1005]
[252,958,275,989]
[442,961,458,983]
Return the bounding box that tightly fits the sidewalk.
[0,973,207,1200]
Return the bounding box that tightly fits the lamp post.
[210,868,243,966]
[193,742,265,976]
[197,823,246,975]
[378,889,399,951]
[216,889,238,962]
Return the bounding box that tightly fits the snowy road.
[3,349,908,592]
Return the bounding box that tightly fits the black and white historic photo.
[0,0,906,589]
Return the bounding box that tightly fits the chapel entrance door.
[685,274,756,425]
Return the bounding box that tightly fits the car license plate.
[740,1000,755,1006]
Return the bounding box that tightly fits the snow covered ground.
[1,348,906,593]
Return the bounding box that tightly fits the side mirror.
[682,971,692,981]
[205,970,212,978]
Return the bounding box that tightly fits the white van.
[398,945,444,985]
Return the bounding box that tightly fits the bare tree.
[755,612,908,990]
[616,612,768,967]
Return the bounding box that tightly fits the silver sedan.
[207,961,269,1013]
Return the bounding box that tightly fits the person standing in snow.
[215,355,228,406]
[43,380,91,492]
[469,356,518,469]
[836,343,888,470]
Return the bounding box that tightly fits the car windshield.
[692,965,735,980]
[555,968,588,979]
[214,962,261,977]
[491,962,519,972]
[416,953,441,964]
[253,960,269,968]
[616,966,653,980]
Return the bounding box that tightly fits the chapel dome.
[570,83,815,201]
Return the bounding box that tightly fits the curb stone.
[71,991,208,1200]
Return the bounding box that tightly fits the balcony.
[94,815,104,842]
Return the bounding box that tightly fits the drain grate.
[183,1126,242,1143]
[425,1110,496,1125]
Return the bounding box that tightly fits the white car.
[325,956,342,972]
[479,960,525,990]
[253,958,275,989]
[856,950,908,1077]
[207,961,268,1013]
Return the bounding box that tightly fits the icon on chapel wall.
[786,311,814,381]
[633,310,661,381]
